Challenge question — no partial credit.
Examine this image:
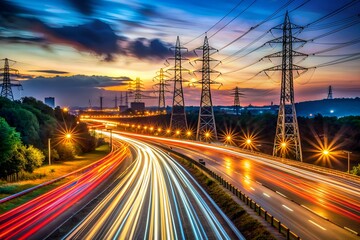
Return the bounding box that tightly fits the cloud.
[66,0,95,15]
[21,75,132,106]
[129,38,172,59]
[0,1,175,62]
[29,70,69,74]
[40,19,121,61]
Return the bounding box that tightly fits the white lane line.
[344,227,358,235]
[308,220,326,230]
[263,193,270,198]
[276,191,287,198]
[282,205,293,212]
[250,187,255,191]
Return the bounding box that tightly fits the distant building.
[131,102,145,112]
[118,105,129,113]
[44,97,55,108]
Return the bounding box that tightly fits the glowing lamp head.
[150,127,154,131]
[281,142,287,148]
[205,132,210,138]
[246,139,251,144]
[166,129,171,134]
[323,149,329,155]
[186,131,192,136]
[176,130,180,135]
[226,135,231,141]
[63,107,69,112]
[65,133,71,139]
[157,128,162,132]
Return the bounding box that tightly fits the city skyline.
[1,0,359,107]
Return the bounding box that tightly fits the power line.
[218,0,296,52]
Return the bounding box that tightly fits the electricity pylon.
[0,58,22,101]
[327,85,333,99]
[153,68,169,112]
[169,36,189,131]
[195,36,221,141]
[232,86,244,116]
[264,11,307,161]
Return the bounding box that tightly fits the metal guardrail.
[165,147,301,240]
[207,169,300,240]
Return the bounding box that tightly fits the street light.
[246,139,252,145]
[48,138,51,165]
[343,150,352,173]
[48,133,72,165]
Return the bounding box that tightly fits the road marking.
[263,193,270,198]
[276,191,287,198]
[344,227,358,235]
[301,205,328,220]
[250,187,255,191]
[308,220,326,230]
[282,205,293,212]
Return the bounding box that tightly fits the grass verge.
[173,153,277,240]
[0,145,109,214]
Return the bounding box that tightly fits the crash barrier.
[190,156,301,240]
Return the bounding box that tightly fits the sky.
[1,0,359,107]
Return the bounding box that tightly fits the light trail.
[0,144,129,239]
[108,130,360,238]
[65,132,244,239]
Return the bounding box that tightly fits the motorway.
[116,131,360,240]
[0,133,243,239]
[65,132,243,239]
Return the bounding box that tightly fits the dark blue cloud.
[66,0,95,15]
[130,38,172,59]
[44,19,121,61]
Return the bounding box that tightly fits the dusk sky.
[1,0,359,107]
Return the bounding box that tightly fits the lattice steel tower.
[133,78,143,102]
[154,68,168,112]
[1,58,22,101]
[195,36,220,141]
[233,86,241,116]
[327,85,333,99]
[264,12,307,161]
[169,36,188,131]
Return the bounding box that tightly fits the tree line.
[0,97,97,180]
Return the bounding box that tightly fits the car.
[198,159,206,165]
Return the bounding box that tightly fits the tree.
[56,142,77,160]
[350,164,360,176]
[0,117,23,178]
[22,145,45,172]
[0,107,40,145]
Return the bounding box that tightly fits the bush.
[350,164,360,176]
